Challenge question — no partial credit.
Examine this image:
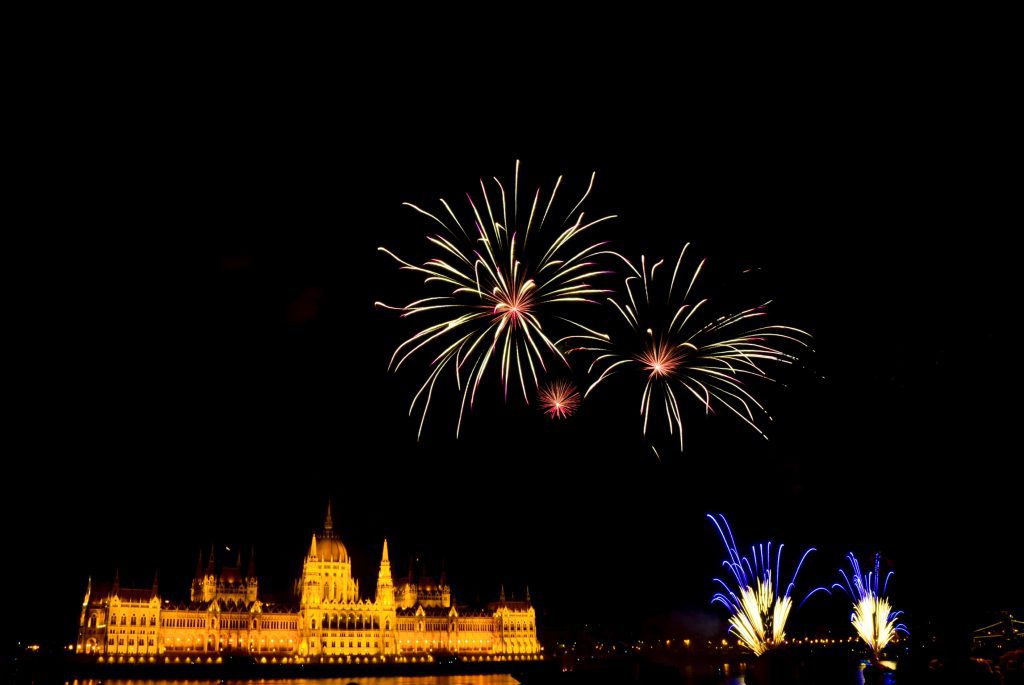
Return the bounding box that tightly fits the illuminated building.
[76,504,540,660]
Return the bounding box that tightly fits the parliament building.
[75,505,541,663]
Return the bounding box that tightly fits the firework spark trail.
[538,379,581,419]
[376,161,616,438]
[563,243,810,453]
[833,553,908,661]
[707,514,827,656]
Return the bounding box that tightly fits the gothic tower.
[375,539,394,607]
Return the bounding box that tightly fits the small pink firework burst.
[539,379,581,419]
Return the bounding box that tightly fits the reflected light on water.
[74,678,521,685]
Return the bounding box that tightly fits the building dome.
[312,501,348,562]
[316,534,348,562]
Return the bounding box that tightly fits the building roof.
[489,600,532,611]
[112,588,157,602]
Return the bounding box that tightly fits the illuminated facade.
[76,505,540,661]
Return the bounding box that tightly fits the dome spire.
[324,499,334,531]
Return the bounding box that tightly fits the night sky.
[5,56,1016,651]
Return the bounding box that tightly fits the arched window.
[88,614,97,628]
[121,615,127,625]
[130,615,137,626]
[150,615,156,626]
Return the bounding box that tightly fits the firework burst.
[538,379,581,419]
[564,244,809,453]
[708,514,827,656]
[833,553,907,662]
[376,161,616,438]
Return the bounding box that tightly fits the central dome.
[315,501,348,562]
[316,533,348,562]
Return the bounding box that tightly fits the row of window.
[320,640,379,649]
[160,617,298,630]
[109,638,155,646]
[108,615,156,626]
[456,621,493,628]
[503,623,535,632]
[315,616,383,630]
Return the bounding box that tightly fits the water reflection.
[73,678,521,685]
[672,659,898,684]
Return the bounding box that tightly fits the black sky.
[5,45,1017,650]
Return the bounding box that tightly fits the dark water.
[678,661,894,684]
[73,678,522,685]
[66,665,897,685]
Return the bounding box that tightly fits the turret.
[246,547,259,603]
[202,544,217,602]
[439,560,451,607]
[376,539,395,607]
[190,550,204,602]
[79,577,92,627]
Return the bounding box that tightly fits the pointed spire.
[113,568,120,594]
[309,533,318,558]
[206,544,216,574]
[324,499,334,531]
[499,584,506,602]
[152,571,159,594]
[236,549,242,568]
[526,585,531,603]
[247,547,256,579]
[382,538,390,563]
[195,549,204,578]
[407,556,415,583]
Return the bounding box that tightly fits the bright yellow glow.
[726,575,792,657]
[852,592,900,660]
